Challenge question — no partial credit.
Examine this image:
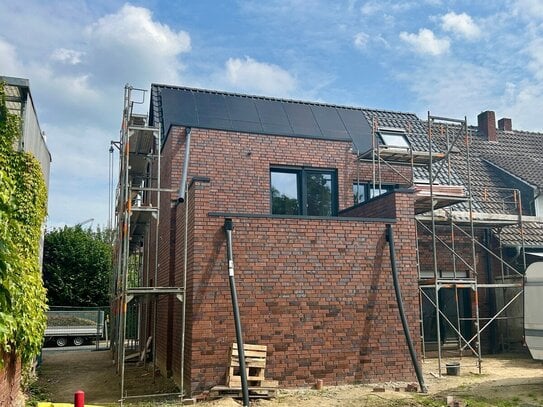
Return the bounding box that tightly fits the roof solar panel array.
[151,85,384,152]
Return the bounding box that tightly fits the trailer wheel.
[73,336,84,346]
[56,337,67,347]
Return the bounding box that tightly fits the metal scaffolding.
[110,85,186,403]
[365,113,526,376]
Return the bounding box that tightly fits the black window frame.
[270,166,338,216]
[353,182,396,205]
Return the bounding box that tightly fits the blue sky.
[1,0,542,228]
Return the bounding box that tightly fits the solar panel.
[160,88,198,134]
[337,108,373,153]
[254,99,293,135]
[311,105,350,140]
[226,96,263,134]
[282,102,321,138]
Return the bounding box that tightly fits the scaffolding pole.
[111,85,187,404]
[417,113,526,376]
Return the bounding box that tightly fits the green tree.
[43,226,112,306]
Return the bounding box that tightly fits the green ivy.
[0,82,48,367]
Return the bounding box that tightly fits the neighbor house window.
[271,167,338,216]
[379,130,410,148]
[353,182,395,204]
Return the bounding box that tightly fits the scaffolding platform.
[358,147,445,164]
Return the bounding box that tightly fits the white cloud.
[0,37,23,76]
[84,3,191,86]
[353,32,370,49]
[360,1,381,16]
[513,0,543,20]
[441,12,481,40]
[525,37,543,80]
[360,1,412,16]
[398,60,498,121]
[399,28,450,55]
[51,48,84,65]
[223,57,296,97]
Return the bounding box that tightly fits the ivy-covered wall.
[0,82,48,405]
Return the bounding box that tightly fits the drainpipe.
[386,224,428,393]
[177,128,191,203]
[224,219,250,407]
[484,229,497,353]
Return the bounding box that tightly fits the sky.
[1,0,542,229]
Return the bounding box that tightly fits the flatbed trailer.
[44,310,104,347]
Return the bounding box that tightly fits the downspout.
[386,224,428,393]
[178,127,191,395]
[224,219,250,407]
[177,128,192,203]
[484,229,497,353]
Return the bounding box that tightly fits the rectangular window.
[271,170,300,215]
[271,167,337,216]
[353,182,395,204]
[379,130,410,148]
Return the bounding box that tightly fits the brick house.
[115,84,543,396]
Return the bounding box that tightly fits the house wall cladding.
[148,126,420,393]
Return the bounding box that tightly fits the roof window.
[378,128,410,148]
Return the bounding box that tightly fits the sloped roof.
[426,122,543,247]
[477,131,543,191]
[149,84,438,155]
[499,221,543,248]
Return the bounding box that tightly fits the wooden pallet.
[227,343,270,388]
[210,385,278,400]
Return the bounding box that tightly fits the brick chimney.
[498,117,512,131]
[478,110,497,141]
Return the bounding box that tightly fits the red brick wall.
[0,351,22,406]
[148,127,420,393]
[179,185,419,393]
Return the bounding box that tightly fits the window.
[353,182,395,204]
[271,167,338,216]
[379,130,410,148]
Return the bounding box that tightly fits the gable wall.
[148,126,419,393]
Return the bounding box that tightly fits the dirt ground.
[35,349,543,406]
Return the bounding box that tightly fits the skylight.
[379,130,410,148]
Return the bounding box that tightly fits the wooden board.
[210,385,277,399]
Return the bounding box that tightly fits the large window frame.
[271,166,338,216]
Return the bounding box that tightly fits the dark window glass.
[353,183,366,204]
[306,172,332,216]
[271,171,300,215]
[353,182,395,204]
[271,168,337,216]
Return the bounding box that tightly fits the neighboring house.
[1,76,51,271]
[1,76,51,188]
[0,76,51,406]
[113,84,542,397]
